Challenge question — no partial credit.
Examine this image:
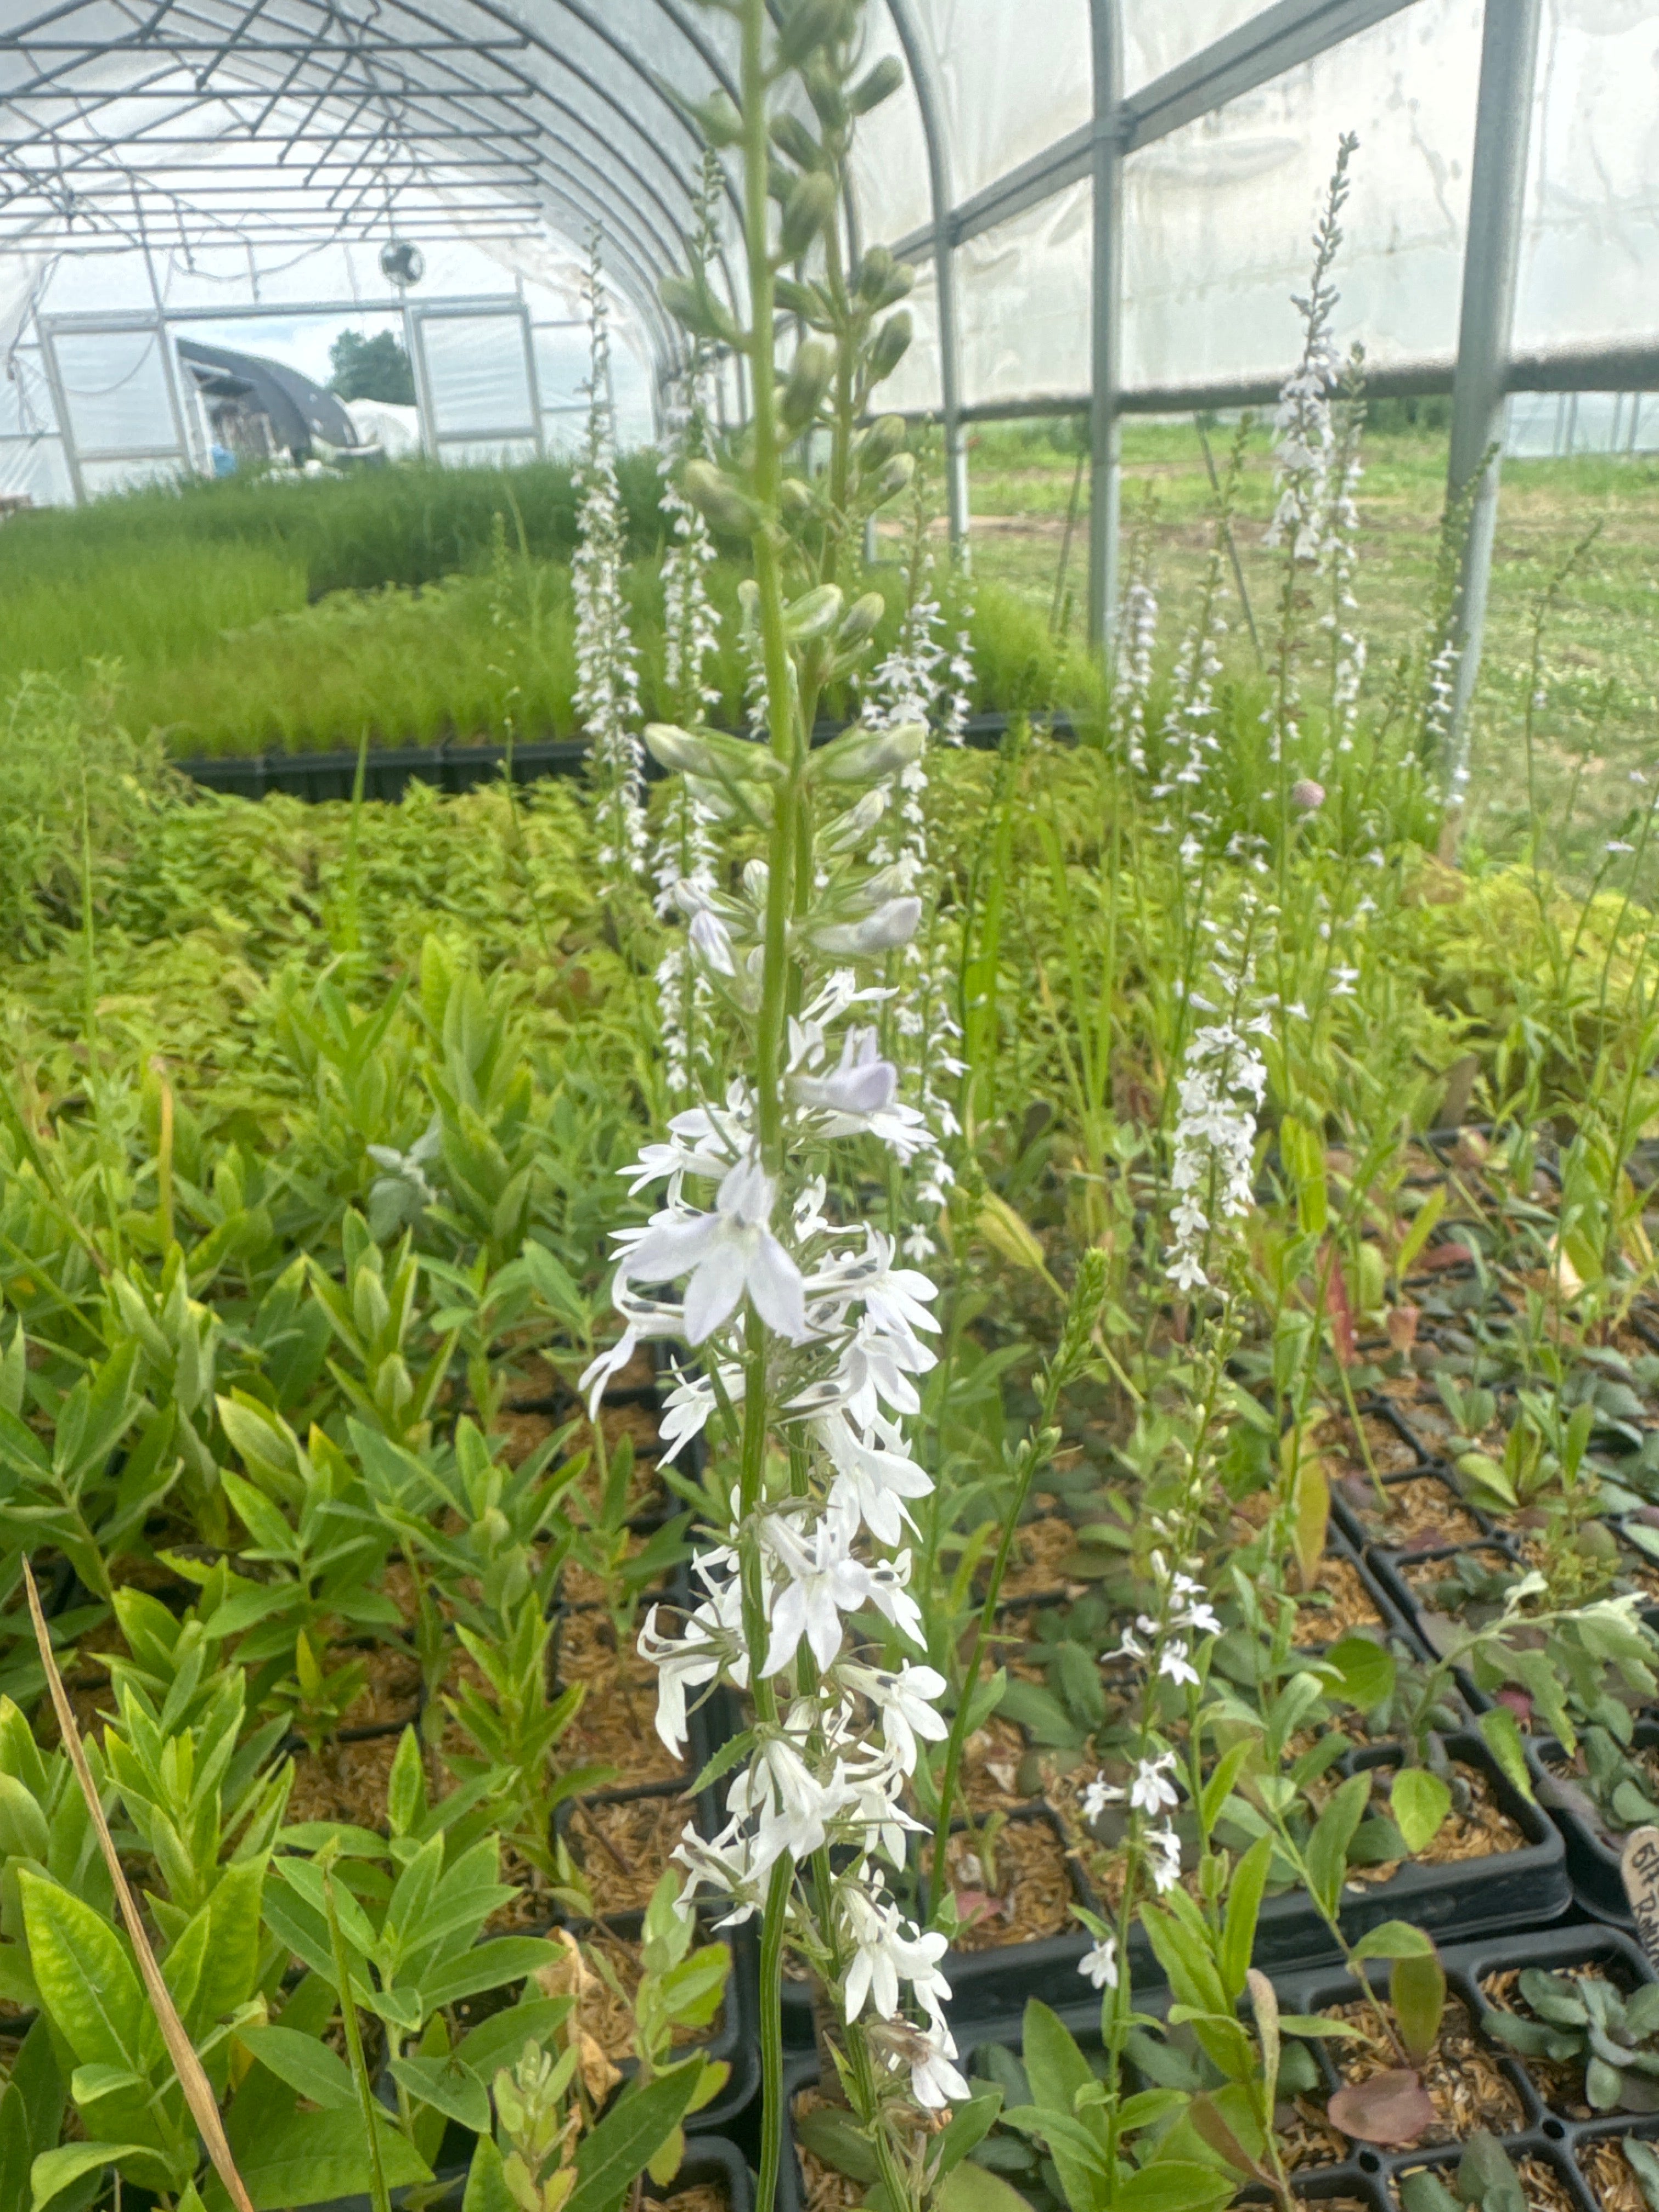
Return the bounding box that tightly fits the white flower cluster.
[583,720,974,2110]
[652,357,724,1100]
[1322,416,1366,760]
[1166,1018,1268,1293]
[1111,574,1158,777]
[573,239,646,890]
[857,561,972,1254]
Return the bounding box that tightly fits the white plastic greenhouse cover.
[1,0,1656,500]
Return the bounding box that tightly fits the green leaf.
[996,2108,1110,2177]
[1115,2160,1233,2212]
[1348,1921,1439,1964]
[1391,1769,1452,1857]
[417,1936,561,2010]
[1322,1635,1397,1714]
[1019,2000,1097,2124]
[194,1858,267,2035]
[1476,1707,1536,1803]
[1199,1741,1255,1832]
[1392,1947,1447,2069]
[929,2089,1003,2180]
[31,2143,161,2210]
[936,2164,1035,2212]
[18,1871,146,2072]
[564,2066,703,2212]
[795,2106,881,2184]
[236,2025,357,2113]
[454,1997,571,2082]
[1218,1837,1272,2004]
[463,2135,518,2212]
[1304,1771,1371,1917]
[1621,2136,1659,2212]
[388,2055,490,2136]
[232,2108,431,2210]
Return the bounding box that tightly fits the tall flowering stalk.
[861,474,970,1255]
[574,234,647,894]
[1263,134,1357,782]
[654,154,725,1101]
[584,9,991,2210]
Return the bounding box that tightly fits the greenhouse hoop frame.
[2,0,1656,757]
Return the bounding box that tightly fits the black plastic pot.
[1239,1918,1659,2212]
[775,1922,1656,2212]
[1525,1720,1659,1926]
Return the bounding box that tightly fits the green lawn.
[952,416,1659,876]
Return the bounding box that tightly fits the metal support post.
[36,313,84,506]
[1443,0,1542,793]
[1087,0,1124,652]
[140,233,196,478]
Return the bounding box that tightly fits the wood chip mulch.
[932,1816,1075,1953]
[1324,1995,1526,2145]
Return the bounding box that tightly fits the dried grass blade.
[22,1556,256,2212]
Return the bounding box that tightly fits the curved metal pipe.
[879,0,965,554]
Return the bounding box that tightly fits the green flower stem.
[321,1858,391,2212]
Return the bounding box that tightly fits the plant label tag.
[1621,1826,1659,1970]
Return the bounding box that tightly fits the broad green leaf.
[1476,1707,1537,1802]
[1115,2160,1233,2212]
[1392,1948,1447,2069]
[1304,1771,1371,1917]
[18,1872,146,2073]
[229,2108,430,2211]
[1348,1920,1438,1964]
[1391,1769,1451,1857]
[795,2104,881,2184]
[417,1935,560,2010]
[1218,1837,1272,2004]
[388,2054,490,2136]
[462,2136,517,2212]
[936,2163,1035,2212]
[564,2066,702,2212]
[1019,2001,1097,2125]
[31,2142,165,2210]
[235,2026,356,2113]
[454,1997,571,2082]
[194,1858,267,2035]
[1321,1636,1397,1715]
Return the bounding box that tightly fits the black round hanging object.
[379,240,425,289]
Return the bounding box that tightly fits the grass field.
[956,414,1659,876]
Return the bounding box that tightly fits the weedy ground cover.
[966,413,1659,877]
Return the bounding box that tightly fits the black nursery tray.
[1237,1918,1659,2212]
[1526,1719,1659,1926]
[772,1923,1659,2212]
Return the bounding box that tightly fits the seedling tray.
[1525,1720,1659,1926]
[770,1922,1656,2212]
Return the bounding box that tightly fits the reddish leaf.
[1413,1242,1474,1274]
[1494,1688,1533,1725]
[1386,1304,1420,1353]
[1327,2069,1436,2147]
[951,1888,1007,1929]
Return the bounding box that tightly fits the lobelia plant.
[579,5,1002,2208]
[575,232,648,904]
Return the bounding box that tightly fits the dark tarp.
[176,337,362,458]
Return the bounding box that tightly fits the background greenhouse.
[0,4,1657,2211]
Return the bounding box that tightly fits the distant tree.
[329,329,416,406]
